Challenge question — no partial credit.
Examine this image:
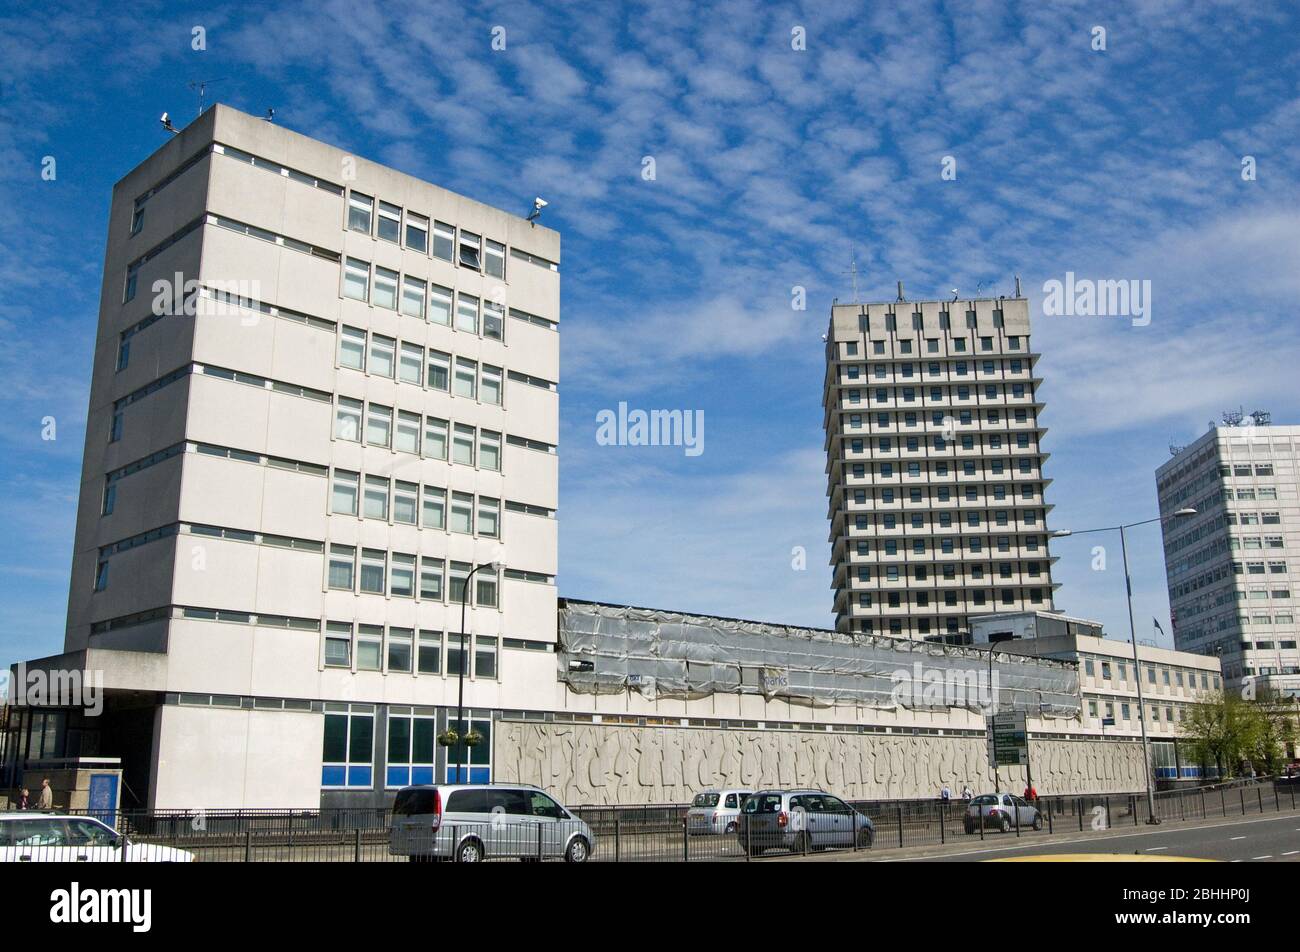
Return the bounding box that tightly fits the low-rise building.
[970,610,1224,782]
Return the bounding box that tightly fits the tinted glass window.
[529,791,564,818]
[446,789,491,814]
[743,794,783,814]
[392,789,439,816]
[693,793,720,807]
[494,789,533,816]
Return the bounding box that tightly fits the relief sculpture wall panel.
[495,721,1147,805]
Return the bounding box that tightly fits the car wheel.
[999,816,1011,833]
[565,837,590,864]
[857,828,874,849]
[456,839,484,863]
[1032,814,1043,831]
[725,821,739,834]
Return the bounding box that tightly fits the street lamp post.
[453,558,502,784]
[1052,507,1196,825]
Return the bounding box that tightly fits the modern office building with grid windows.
[4,105,561,808]
[823,293,1059,642]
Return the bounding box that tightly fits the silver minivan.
[389,784,594,863]
[687,789,753,836]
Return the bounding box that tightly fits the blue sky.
[1,0,1299,671]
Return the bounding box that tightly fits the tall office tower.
[823,293,1058,641]
[1157,414,1300,695]
[37,105,560,807]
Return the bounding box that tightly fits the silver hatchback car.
[963,793,1042,833]
[389,784,594,862]
[736,789,874,855]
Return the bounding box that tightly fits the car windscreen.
[392,789,439,816]
[971,795,999,806]
[692,793,720,807]
[742,794,783,814]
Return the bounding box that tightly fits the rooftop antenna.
[896,280,906,303]
[188,78,225,118]
[1014,275,1022,297]
[841,251,861,304]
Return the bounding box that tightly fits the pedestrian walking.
[37,778,53,811]
[940,784,952,803]
[961,785,973,800]
[17,788,30,810]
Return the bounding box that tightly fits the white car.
[0,813,195,862]
[687,789,753,836]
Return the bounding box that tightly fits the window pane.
[401,277,426,319]
[456,294,479,333]
[429,285,452,325]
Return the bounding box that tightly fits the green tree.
[1182,689,1299,778]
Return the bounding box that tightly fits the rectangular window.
[343,258,370,301]
[481,365,502,405]
[447,633,467,674]
[418,631,441,673]
[101,482,116,516]
[424,417,448,460]
[324,623,352,668]
[420,559,444,601]
[448,562,470,606]
[475,635,498,676]
[459,230,481,269]
[453,424,475,465]
[400,276,426,319]
[369,335,395,377]
[398,343,423,384]
[335,397,362,442]
[433,221,455,261]
[331,470,359,515]
[328,545,355,590]
[391,553,415,598]
[454,358,478,398]
[387,627,413,672]
[422,486,446,529]
[373,267,398,310]
[393,480,419,525]
[426,350,450,391]
[479,430,501,472]
[363,476,390,520]
[483,301,504,341]
[356,627,383,671]
[405,212,428,253]
[339,326,366,370]
[456,294,479,334]
[428,284,452,325]
[477,496,500,538]
[377,201,401,243]
[365,404,392,447]
[451,492,474,533]
[395,410,421,454]
[347,193,373,233]
[359,550,386,594]
[485,239,505,279]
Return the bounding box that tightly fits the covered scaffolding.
[558,599,1080,716]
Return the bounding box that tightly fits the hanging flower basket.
[436,729,459,748]
[462,730,484,747]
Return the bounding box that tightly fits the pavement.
[772,809,1300,862]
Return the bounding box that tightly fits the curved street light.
[1049,508,1197,823]
[453,557,503,784]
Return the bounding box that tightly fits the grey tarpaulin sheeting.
[558,600,1079,716]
